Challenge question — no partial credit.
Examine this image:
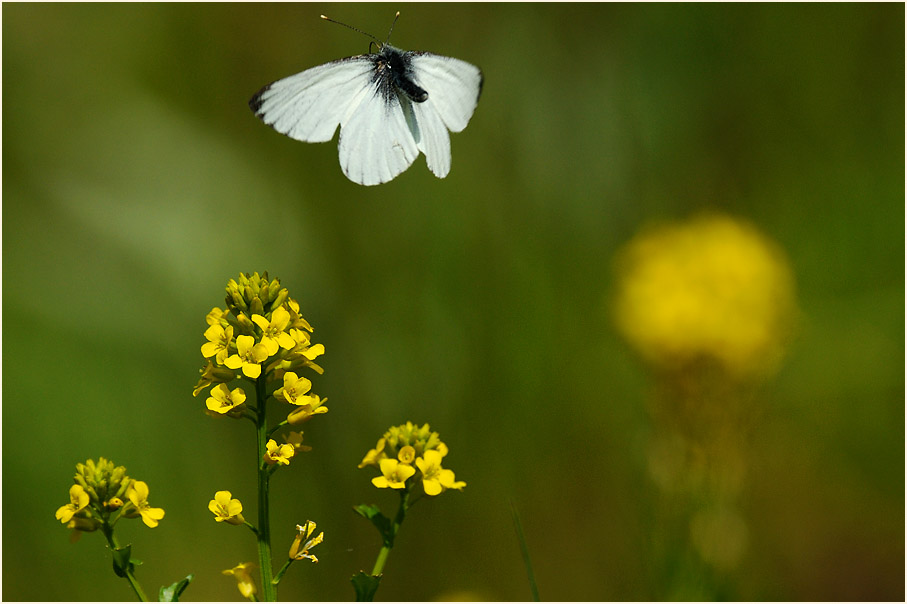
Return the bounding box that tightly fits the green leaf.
[111,544,133,578]
[352,503,382,519]
[511,500,540,601]
[353,504,392,543]
[159,574,194,602]
[351,571,382,602]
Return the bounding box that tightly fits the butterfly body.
[250,22,483,186]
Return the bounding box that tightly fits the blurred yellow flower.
[283,430,312,453]
[222,562,257,600]
[613,214,796,378]
[397,445,416,464]
[55,484,89,524]
[358,438,387,469]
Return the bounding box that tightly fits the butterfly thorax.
[373,45,429,104]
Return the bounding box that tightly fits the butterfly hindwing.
[338,84,420,186]
[410,94,452,179]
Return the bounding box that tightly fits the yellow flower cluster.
[54,458,165,536]
[193,272,327,422]
[359,422,466,496]
[613,214,797,379]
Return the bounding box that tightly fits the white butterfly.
[250,13,483,186]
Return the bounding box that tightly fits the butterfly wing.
[409,96,452,179]
[338,85,420,186]
[250,56,376,143]
[250,49,482,185]
[405,52,482,178]
[410,53,483,133]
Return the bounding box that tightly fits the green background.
[3,3,903,601]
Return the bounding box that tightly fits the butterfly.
[249,13,484,186]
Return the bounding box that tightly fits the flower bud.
[250,296,264,316]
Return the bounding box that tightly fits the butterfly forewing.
[410,53,483,133]
[250,56,376,143]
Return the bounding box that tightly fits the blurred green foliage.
[3,3,903,601]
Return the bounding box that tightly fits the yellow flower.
[201,323,234,365]
[125,481,165,528]
[285,394,328,425]
[208,491,245,525]
[372,459,415,490]
[193,359,236,397]
[252,306,296,356]
[397,445,416,464]
[206,306,228,326]
[416,450,466,496]
[206,384,247,415]
[286,298,314,332]
[283,431,312,453]
[55,484,89,524]
[264,439,295,466]
[288,520,324,562]
[358,438,387,469]
[613,214,797,378]
[273,371,313,405]
[224,335,269,379]
[222,562,257,600]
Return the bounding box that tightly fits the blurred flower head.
[613,214,797,379]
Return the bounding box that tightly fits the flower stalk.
[101,524,148,602]
[255,375,276,602]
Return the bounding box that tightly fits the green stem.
[255,377,277,602]
[272,559,293,586]
[103,525,148,602]
[369,490,410,577]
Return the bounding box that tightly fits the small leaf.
[111,544,132,578]
[159,574,194,602]
[352,503,382,519]
[353,504,392,543]
[351,571,382,602]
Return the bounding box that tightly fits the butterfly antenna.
[384,11,401,45]
[320,14,383,47]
